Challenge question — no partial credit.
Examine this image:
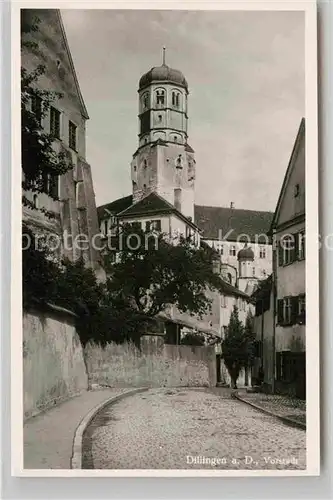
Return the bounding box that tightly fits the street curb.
[71,387,149,469]
[234,393,306,431]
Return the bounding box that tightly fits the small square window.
[69,121,77,150]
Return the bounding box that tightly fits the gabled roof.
[97,195,274,243]
[269,118,305,233]
[57,11,89,119]
[117,192,200,230]
[194,205,273,243]
[98,195,133,220]
[118,192,175,217]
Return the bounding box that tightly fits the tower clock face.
[140,111,151,135]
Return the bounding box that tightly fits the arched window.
[172,91,181,108]
[156,89,165,106]
[143,159,147,168]
[142,92,149,110]
[33,194,38,209]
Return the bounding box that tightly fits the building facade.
[253,119,306,398]
[21,9,102,273]
[97,57,258,370]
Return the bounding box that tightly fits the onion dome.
[139,63,188,90]
[237,244,255,261]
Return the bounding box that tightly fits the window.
[49,175,59,199]
[50,107,61,138]
[173,135,178,143]
[31,95,42,124]
[252,267,256,276]
[298,231,305,260]
[33,194,38,209]
[220,295,227,308]
[277,295,305,326]
[176,155,182,168]
[143,159,147,168]
[145,220,161,232]
[227,273,232,284]
[298,294,306,324]
[158,114,162,122]
[69,121,77,150]
[278,231,305,266]
[133,165,137,172]
[172,91,180,107]
[259,246,266,259]
[143,183,146,189]
[278,235,294,266]
[142,93,149,109]
[276,351,305,383]
[294,183,300,197]
[156,90,165,106]
[229,245,236,256]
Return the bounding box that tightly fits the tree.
[181,332,206,346]
[244,310,256,367]
[103,225,225,319]
[21,12,72,216]
[222,305,247,389]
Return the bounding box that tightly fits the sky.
[61,9,304,212]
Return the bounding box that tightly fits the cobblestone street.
[82,388,306,470]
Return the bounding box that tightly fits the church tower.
[131,49,196,221]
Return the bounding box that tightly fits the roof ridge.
[194,204,274,214]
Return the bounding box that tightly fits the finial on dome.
[162,46,166,66]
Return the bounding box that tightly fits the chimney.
[230,202,235,209]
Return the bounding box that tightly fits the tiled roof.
[194,205,273,243]
[118,192,175,217]
[97,195,133,220]
[97,195,274,243]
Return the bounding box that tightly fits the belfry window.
[156,90,165,106]
[172,92,180,107]
[142,93,149,110]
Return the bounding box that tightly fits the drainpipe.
[272,229,277,394]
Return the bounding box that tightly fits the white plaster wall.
[23,308,88,420]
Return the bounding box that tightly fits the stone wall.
[85,340,216,388]
[23,305,88,420]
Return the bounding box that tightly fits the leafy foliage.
[21,13,72,216]
[222,305,247,388]
[103,224,225,319]
[181,332,206,346]
[22,231,153,347]
[244,310,256,367]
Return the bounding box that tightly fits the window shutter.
[292,233,299,262]
[278,242,284,266]
[276,352,281,380]
[277,299,284,324]
[291,296,298,324]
